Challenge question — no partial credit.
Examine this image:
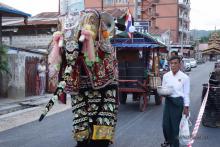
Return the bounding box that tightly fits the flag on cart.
[125,9,133,38]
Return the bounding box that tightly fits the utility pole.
[101,0,103,11]
[180,11,184,56]
[58,0,60,14]
[168,28,171,53]
[134,0,138,20]
[180,22,183,56]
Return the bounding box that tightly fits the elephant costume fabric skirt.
[71,76,118,147]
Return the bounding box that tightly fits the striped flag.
[125,9,133,38]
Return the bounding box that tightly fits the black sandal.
[161,141,169,147]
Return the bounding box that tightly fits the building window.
[138,15,142,19]
[114,0,128,4]
[149,21,152,27]
[148,7,152,15]
[103,0,128,6]
[104,0,114,6]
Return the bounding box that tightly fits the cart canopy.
[111,31,167,49]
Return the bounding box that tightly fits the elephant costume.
[40,9,119,147]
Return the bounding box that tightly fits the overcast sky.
[1,0,220,30]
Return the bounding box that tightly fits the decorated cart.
[111,32,167,111]
[202,62,220,127]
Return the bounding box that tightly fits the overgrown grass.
[0,45,10,75]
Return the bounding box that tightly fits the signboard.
[60,0,85,15]
[134,21,149,33]
[59,0,85,30]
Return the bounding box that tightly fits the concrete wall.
[2,35,52,49]
[0,48,45,98]
[7,54,26,98]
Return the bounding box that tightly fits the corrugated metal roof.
[32,12,59,18]
[112,43,159,48]
[4,19,58,26]
[2,9,125,27]
[149,28,167,36]
[0,2,31,17]
[106,8,126,18]
[111,31,166,49]
[3,12,59,27]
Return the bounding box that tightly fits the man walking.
[161,56,190,147]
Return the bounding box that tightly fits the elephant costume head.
[63,9,115,64]
[79,10,115,61]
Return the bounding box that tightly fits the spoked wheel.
[120,93,127,104]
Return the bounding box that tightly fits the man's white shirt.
[37,64,46,77]
[162,70,190,106]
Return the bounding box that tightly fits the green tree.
[201,30,220,43]
[199,36,209,43]
[0,45,10,74]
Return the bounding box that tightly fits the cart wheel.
[133,93,141,101]
[120,93,127,104]
[154,90,162,105]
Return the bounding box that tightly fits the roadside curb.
[0,94,53,116]
[0,97,72,132]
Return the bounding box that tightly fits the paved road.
[0,62,219,147]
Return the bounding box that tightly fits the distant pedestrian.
[160,56,165,69]
[37,59,47,95]
[148,56,153,71]
[160,56,169,71]
[170,51,178,57]
[163,58,169,71]
[161,56,190,147]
